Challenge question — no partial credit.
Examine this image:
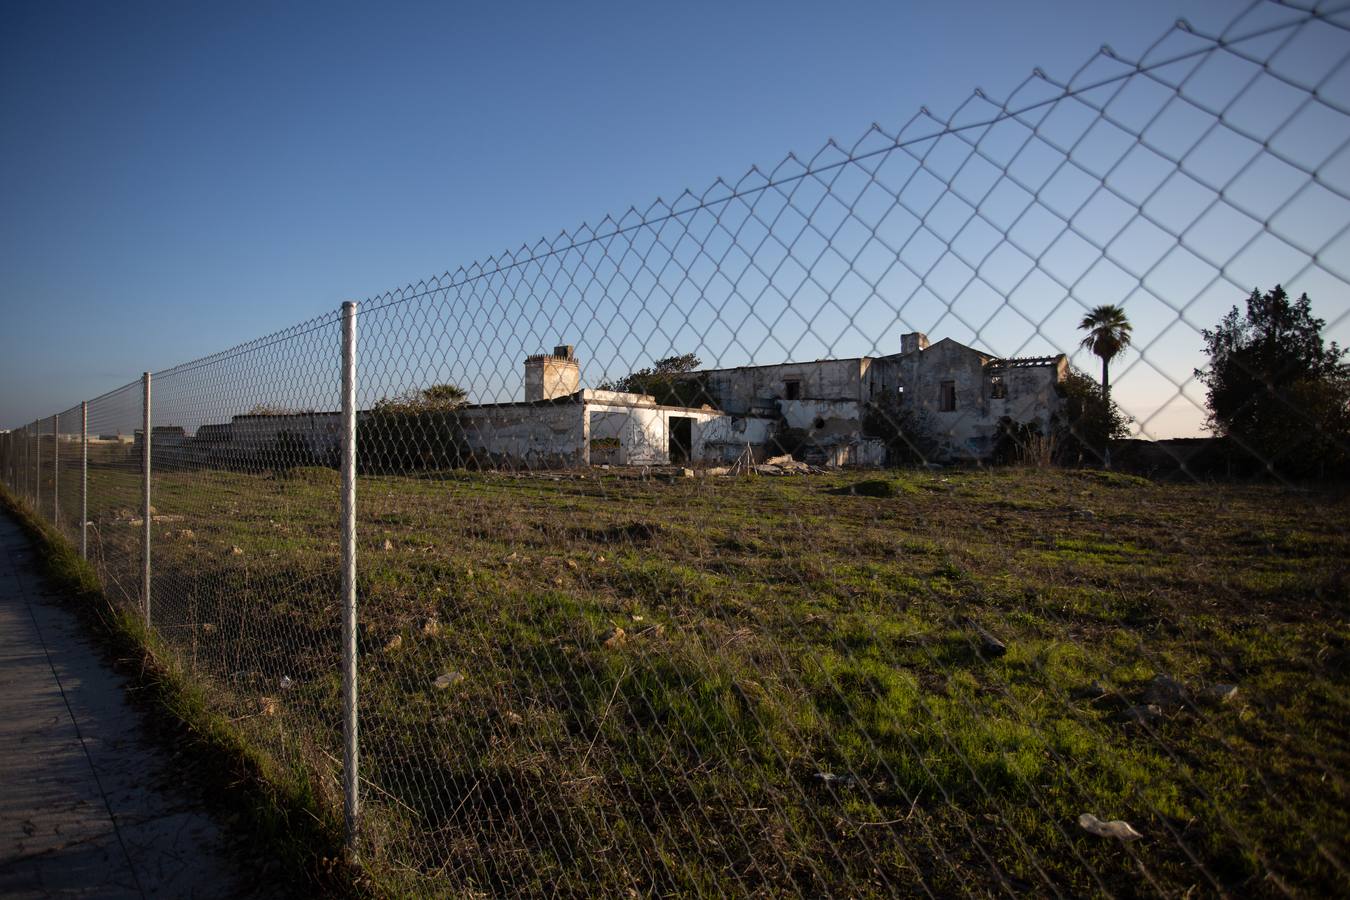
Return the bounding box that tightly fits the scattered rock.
[279,675,295,691]
[813,772,862,787]
[383,634,403,653]
[503,710,524,726]
[201,622,216,634]
[705,466,731,477]
[566,559,578,570]
[434,672,465,690]
[965,619,1007,657]
[259,697,279,716]
[128,517,145,527]
[1073,681,1109,700]
[179,529,195,541]
[604,627,627,649]
[1078,813,1143,841]
[1206,683,1239,704]
[1071,507,1096,520]
[1143,674,1189,708]
[382,538,394,551]
[1122,703,1162,723]
[230,545,244,556]
[421,618,441,637]
[151,514,185,523]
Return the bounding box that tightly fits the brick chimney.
[901,332,930,355]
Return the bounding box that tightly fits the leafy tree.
[601,354,717,408]
[418,383,468,409]
[1078,304,1133,403]
[1196,285,1349,476]
[358,383,469,473]
[1052,368,1132,466]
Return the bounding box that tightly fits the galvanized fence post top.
[0,3,1348,895]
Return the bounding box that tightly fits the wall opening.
[669,416,693,464]
[784,379,801,400]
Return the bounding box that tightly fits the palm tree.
[1078,304,1133,403]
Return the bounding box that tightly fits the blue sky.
[2,0,1346,436]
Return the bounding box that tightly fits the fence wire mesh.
[2,1,1349,896]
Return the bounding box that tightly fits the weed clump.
[831,478,915,498]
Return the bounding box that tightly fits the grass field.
[52,460,1350,896]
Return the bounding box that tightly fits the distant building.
[171,333,1068,471]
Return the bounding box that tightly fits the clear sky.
[2,0,1346,436]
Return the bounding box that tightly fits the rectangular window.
[989,374,1007,400]
[940,380,957,412]
[784,379,801,400]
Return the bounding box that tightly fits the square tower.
[524,345,580,401]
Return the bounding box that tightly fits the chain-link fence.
[2,1,1349,895]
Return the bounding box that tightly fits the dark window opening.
[813,417,825,430]
[990,374,1007,400]
[940,381,957,412]
[784,379,801,400]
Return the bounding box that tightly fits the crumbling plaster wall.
[698,414,777,463]
[457,403,586,468]
[702,359,866,413]
[585,401,725,466]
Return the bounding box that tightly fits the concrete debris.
[1206,683,1239,703]
[1078,813,1143,841]
[259,697,279,716]
[230,545,244,556]
[434,672,465,690]
[503,710,524,726]
[421,617,441,637]
[279,675,294,691]
[151,514,185,523]
[383,634,403,653]
[1143,674,1189,708]
[382,538,394,551]
[969,621,1007,657]
[604,627,627,649]
[753,459,825,476]
[813,772,862,787]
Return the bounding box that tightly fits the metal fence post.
[142,372,152,626]
[34,420,41,513]
[340,300,360,853]
[81,402,89,560]
[51,414,59,525]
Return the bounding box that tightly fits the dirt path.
[0,515,261,899]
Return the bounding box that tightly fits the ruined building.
[454,332,1068,467]
[154,332,1068,471]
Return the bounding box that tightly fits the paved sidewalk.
[0,515,258,899]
